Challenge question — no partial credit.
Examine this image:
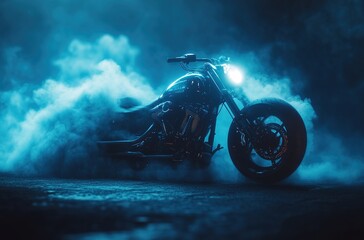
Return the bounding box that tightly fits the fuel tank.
[160,73,208,104]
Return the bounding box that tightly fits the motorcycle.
[98,53,307,183]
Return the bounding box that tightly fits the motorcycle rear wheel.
[228,98,307,183]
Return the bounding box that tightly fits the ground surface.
[1,176,364,240]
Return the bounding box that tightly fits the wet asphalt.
[1,176,364,240]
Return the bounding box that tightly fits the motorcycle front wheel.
[228,98,307,183]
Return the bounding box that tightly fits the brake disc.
[254,123,288,160]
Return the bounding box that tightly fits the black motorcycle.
[98,54,307,183]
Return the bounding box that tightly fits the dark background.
[1,2,364,238]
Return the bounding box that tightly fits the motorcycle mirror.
[218,56,230,64]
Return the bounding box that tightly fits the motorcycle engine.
[151,101,209,138]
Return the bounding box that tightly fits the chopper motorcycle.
[98,54,307,183]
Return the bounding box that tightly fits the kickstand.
[212,144,224,155]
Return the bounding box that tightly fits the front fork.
[223,89,255,143]
[206,64,254,142]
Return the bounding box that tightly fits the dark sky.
[1,0,363,137]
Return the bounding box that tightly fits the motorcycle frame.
[183,62,254,150]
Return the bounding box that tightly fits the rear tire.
[228,98,307,183]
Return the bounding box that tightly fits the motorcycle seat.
[106,98,161,136]
[115,97,161,115]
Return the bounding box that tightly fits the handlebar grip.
[167,57,184,63]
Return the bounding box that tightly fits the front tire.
[228,98,307,183]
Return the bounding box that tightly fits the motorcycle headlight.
[223,64,244,85]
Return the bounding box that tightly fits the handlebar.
[167,53,213,64]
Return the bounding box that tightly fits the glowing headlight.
[223,64,244,85]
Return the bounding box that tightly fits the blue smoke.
[0,0,363,183]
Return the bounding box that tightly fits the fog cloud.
[0,35,156,177]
